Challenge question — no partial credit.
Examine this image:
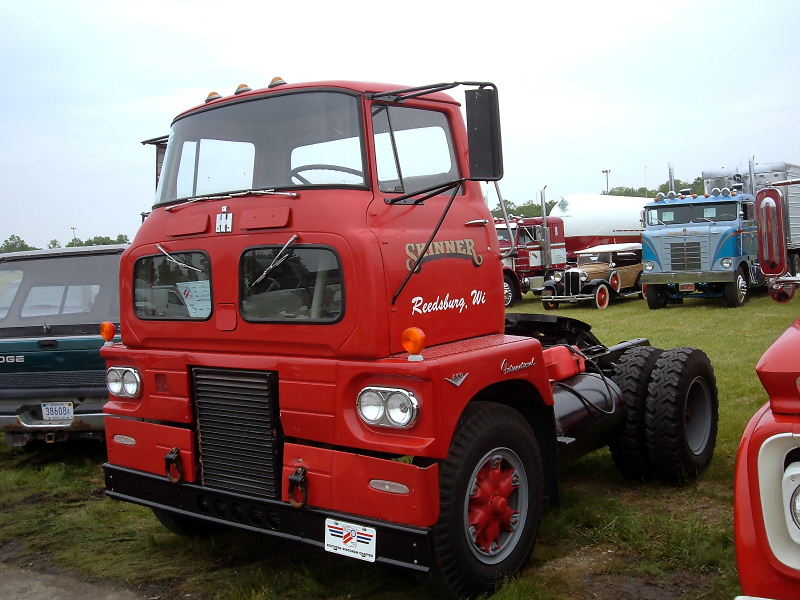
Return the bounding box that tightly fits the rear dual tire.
[611,347,718,484]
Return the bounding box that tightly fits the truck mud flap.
[104,464,432,572]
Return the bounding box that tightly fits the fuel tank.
[552,371,623,464]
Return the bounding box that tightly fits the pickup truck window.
[373,105,459,194]
[241,246,343,323]
[134,252,211,320]
[155,91,365,205]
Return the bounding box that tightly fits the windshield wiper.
[157,244,204,273]
[251,234,299,287]
[166,189,299,212]
[386,179,465,206]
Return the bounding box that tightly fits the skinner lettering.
[405,238,483,271]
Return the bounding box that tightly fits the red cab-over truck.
[735,180,800,600]
[102,79,718,597]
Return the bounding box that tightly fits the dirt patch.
[536,546,714,600]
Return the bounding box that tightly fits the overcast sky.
[2,0,799,248]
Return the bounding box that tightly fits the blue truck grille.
[668,241,703,271]
[193,367,281,500]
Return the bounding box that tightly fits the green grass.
[0,290,793,598]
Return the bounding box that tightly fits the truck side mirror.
[756,187,788,277]
[142,135,169,191]
[465,87,503,181]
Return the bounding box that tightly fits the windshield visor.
[155,91,366,205]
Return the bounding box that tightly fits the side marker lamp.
[100,321,116,342]
[401,327,426,361]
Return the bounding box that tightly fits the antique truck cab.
[102,80,718,598]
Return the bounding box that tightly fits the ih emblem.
[216,206,233,233]
[445,373,469,387]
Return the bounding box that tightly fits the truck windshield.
[646,202,738,226]
[134,252,211,320]
[154,91,366,205]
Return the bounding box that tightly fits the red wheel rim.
[610,272,620,292]
[597,286,609,308]
[465,448,527,564]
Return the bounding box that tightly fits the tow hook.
[288,466,308,508]
[164,447,183,483]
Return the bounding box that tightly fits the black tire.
[645,284,667,309]
[644,348,718,484]
[592,282,610,309]
[792,253,800,276]
[430,402,543,598]
[152,508,228,537]
[724,267,748,307]
[541,289,558,310]
[503,275,517,308]
[608,346,664,480]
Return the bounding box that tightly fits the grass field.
[0,290,795,599]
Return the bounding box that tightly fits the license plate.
[679,283,695,292]
[41,402,73,421]
[324,518,376,562]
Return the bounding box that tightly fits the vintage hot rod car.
[541,242,643,309]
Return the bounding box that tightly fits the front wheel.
[645,348,718,484]
[541,289,558,310]
[503,275,517,308]
[430,403,543,598]
[645,283,667,309]
[592,283,610,309]
[724,267,748,307]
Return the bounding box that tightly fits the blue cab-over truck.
[0,245,124,446]
[641,162,800,309]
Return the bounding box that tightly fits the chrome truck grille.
[192,367,281,500]
[668,240,703,271]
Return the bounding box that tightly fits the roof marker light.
[269,76,287,88]
[205,91,222,103]
[234,83,251,95]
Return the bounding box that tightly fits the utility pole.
[70,227,77,245]
[602,169,611,194]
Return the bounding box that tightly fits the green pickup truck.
[0,245,124,447]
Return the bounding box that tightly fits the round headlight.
[553,271,563,283]
[122,369,141,398]
[644,261,654,271]
[107,369,123,396]
[579,271,589,282]
[791,486,800,529]
[721,258,732,269]
[357,390,384,424]
[386,391,418,428]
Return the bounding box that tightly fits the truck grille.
[192,367,281,500]
[669,241,702,271]
[564,271,582,295]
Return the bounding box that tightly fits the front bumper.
[104,463,433,572]
[642,271,735,284]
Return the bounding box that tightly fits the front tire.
[430,403,543,598]
[645,283,667,309]
[645,348,718,484]
[724,267,748,307]
[592,283,610,309]
[541,289,558,310]
[503,275,517,308]
[152,508,228,537]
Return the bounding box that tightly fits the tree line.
[0,234,130,254]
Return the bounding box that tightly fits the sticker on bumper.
[324,518,376,562]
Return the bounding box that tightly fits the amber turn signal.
[100,321,116,342]
[401,327,426,355]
